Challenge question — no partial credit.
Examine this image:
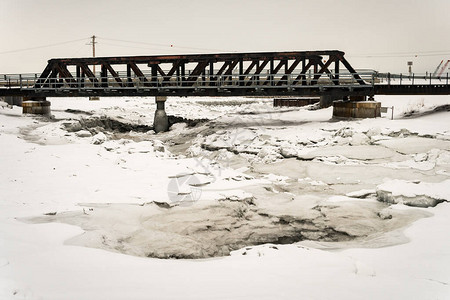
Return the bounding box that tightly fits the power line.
[348,50,450,58]
[100,42,175,51]
[0,38,90,55]
[97,36,234,53]
[360,50,450,55]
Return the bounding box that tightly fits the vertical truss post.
[180,62,185,85]
[255,61,260,86]
[269,59,274,86]
[101,64,108,88]
[301,59,307,85]
[239,59,244,86]
[202,68,206,87]
[76,66,81,89]
[209,61,214,86]
[284,60,289,85]
[151,64,158,86]
[58,72,63,88]
[127,64,132,87]
[176,64,181,86]
[334,60,340,85]
[81,69,85,88]
[334,59,339,85]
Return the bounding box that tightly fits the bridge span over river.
[1,50,449,99]
[1,50,449,131]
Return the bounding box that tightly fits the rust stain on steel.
[26,50,374,98]
[48,51,345,65]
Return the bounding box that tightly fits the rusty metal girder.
[32,50,366,93]
[48,51,345,65]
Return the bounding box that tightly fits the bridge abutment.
[22,97,51,115]
[154,96,169,133]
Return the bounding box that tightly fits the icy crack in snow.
[25,198,429,259]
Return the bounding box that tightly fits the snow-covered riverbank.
[1,95,449,299]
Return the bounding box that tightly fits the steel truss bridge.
[0,50,449,98]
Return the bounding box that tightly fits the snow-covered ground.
[0,95,449,299]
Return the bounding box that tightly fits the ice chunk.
[75,130,92,138]
[376,179,450,207]
[346,189,376,198]
[92,132,107,144]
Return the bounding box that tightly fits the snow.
[1,95,450,299]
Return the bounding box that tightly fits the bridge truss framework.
[1,51,372,98]
[1,50,449,98]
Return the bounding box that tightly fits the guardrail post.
[412,73,415,85]
[400,73,402,85]
[388,73,391,86]
[430,73,432,85]
[19,74,22,89]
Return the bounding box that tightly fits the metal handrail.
[0,72,373,87]
[1,71,448,91]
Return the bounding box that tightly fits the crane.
[432,59,450,77]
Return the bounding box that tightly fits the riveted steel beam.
[27,50,372,96]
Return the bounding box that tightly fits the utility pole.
[89,35,97,75]
[88,35,100,100]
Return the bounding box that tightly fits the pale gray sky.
[1,0,449,74]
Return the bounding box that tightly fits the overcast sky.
[1,0,449,74]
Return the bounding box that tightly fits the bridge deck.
[0,51,449,98]
[0,72,374,97]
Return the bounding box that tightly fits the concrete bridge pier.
[333,100,381,119]
[154,96,169,133]
[22,97,51,115]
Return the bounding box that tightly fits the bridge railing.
[376,73,449,86]
[0,71,376,91]
[3,71,447,92]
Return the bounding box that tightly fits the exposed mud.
[403,104,450,118]
[62,115,208,134]
[64,108,94,116]
[25,197,429,259]
[63,116,153,133]
[168,115,209,127]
